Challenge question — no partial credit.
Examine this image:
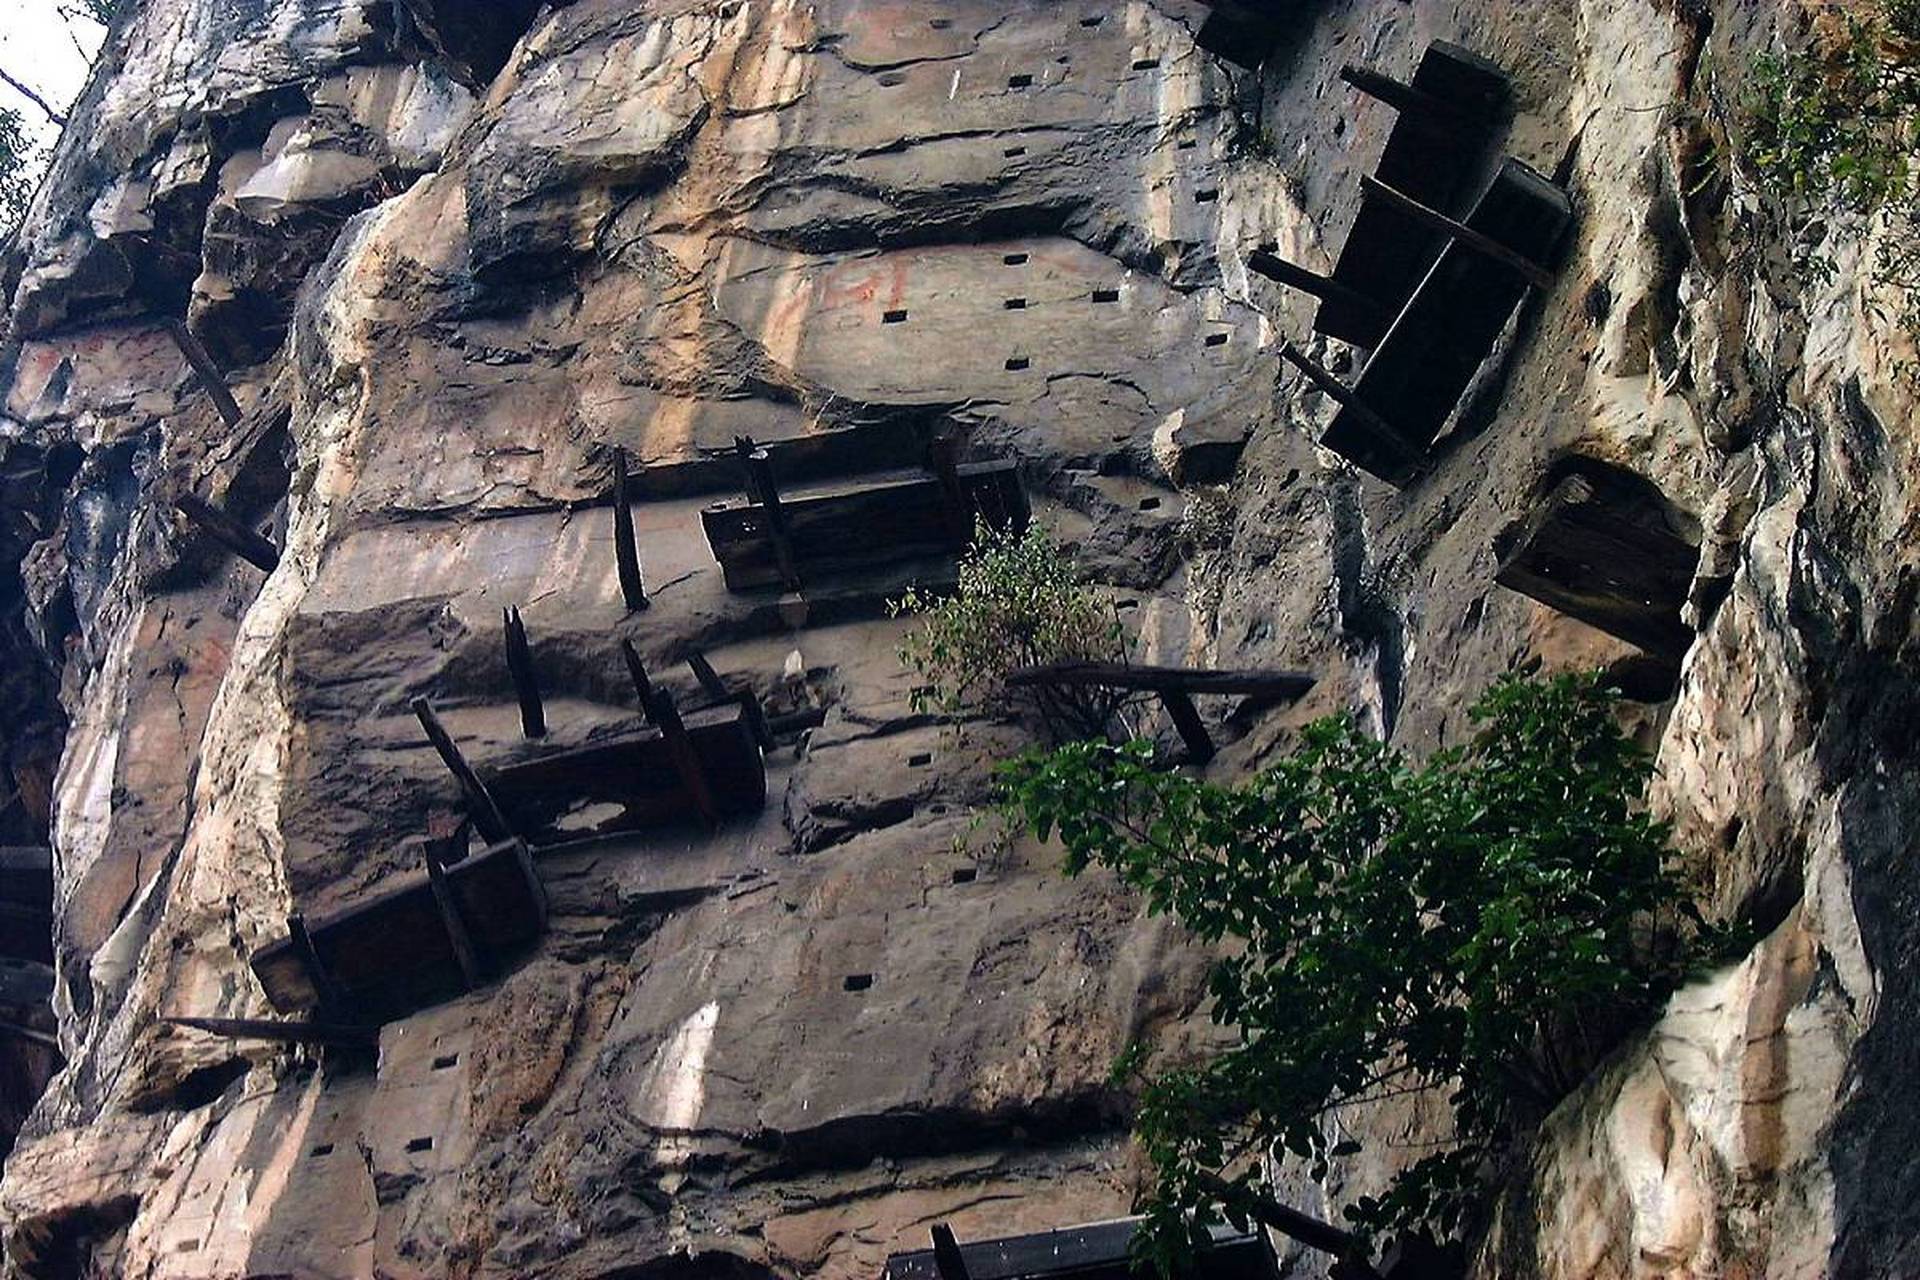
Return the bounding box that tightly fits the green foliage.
[1743,2,1920,324]
[0,105,37,237]
[998,673,1734,1271]
[893,521,1135,742]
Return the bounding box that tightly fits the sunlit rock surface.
[0,0,1915,1277]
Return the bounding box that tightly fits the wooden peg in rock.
[1247,250,1392,333]
[1340,63,1493,133]
[620,640,657,725]
[502,607,546,739]
[649,687,720,828]
[164,318,244,427]
[1279,343,1409,450]
[411,697,512,843]
[733,435,803,591]
[612,449,649,612]
[686,650,731,704]
[161,1015,378,1048]
[174,492,280,573]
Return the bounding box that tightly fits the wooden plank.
[486,701,765,840]
[652,690,720,829]
[426,854,485,990]
[1247,252,1390,333]
[736,438,803,591]
[702,461,1029,592]
[686,653,774,750]
[1325,157,1574,485]
[250,838,548,1018]
[175,493,280,573]
[412,697,513,843]
[1340,63,1496,135]
[503,607,547,739]
[930,1226,971,1280]
[1007,663,1316,700]
[1495,467,1698,660]
[161,1015,378,1048]
[886,1218,1278,1280]
[1318,41,1511,348]
[621,640,657,725]
[1359,175,1556,290]
[613,449,649,611]
[164,318,244,427]
[1279,343,1421,482]
[0,1021,61,1052]
[686,651,731,703]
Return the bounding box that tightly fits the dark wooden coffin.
[701,461,1029,592]
[1495,464,1700,661]
[488,701,765,838]
[1318,41,1511,348]
[250,838,546,1020]
[885,1218,1278,1280]
[1191,0,1299,68]
[1322,157,1573,485]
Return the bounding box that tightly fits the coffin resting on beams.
[701,460,1030,593]
[488,701,766,839]
[884,1217,1279,1280]
[250,837,546,1021]
[1188,0,1300,69]
[1312,157,1574,486]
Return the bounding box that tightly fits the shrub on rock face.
[893,521,1136,742]
[997,672,1737,1273]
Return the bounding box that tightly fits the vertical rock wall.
[0,1,1914,1278]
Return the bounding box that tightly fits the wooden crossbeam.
[425,854,484,990]
[1358,175,1556,289]
[1005,662,1317,699]
[286,913,349,1014]
[621,640,657,726]
[1247,251,1390,331]
[1278,344,1403,442]
[735,436,803,592]
[164,319,244,427]
[613,449,650,612]
[649,689,720,828]
[927,435,973,543]
[162,1015,377,1048]
[930,1225,971,1280]
[502,607,546,739]
[411,697,512,843]
[175,493,280,573]
[1279,343,1422,480]
[1341,63,1495,133]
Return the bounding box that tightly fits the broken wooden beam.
[735,436,803,592]
[175,492,280,573]
[930,1225,972,1280]
[502,607,546,739]
[411,697,513,844]
[161,1015,378,1048]
[426,853,485,991]
[612,449,650,612]
[621,640,657,725]
[164,318,244,427]
[250,838,548,1021]
[650,688,721,829]
[1358,174,1556,290]
[1494,464,1699,661]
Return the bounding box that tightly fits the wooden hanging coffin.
[701,461,1029,593]
[250,837,546,1021]
[885,1217,1280,1280]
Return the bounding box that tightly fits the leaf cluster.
[997,673,1735,1271]
[893,521,1136,742]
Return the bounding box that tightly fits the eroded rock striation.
[0,0,1914,1277]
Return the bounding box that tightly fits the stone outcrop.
[0,0,1916,1277]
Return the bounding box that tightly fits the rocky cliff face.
[0,0,1914,1277]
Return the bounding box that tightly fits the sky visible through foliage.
[0,1,105,231]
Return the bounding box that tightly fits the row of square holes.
[307,1052,461,1159]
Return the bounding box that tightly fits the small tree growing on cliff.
[997,672,1732,1274]
[894,521,1139,742]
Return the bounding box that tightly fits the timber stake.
[502,607,546,739]
[613,449,649,611]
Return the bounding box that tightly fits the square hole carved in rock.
[929,16,952,28]
[1004,145,1027,157]
[1177,137,1198,150]
[1080,14,1103,25]
[432,1054,458,1070]
[882,309,909,324]
[1008,73,1033,89]
[1004,297,1027,310]
[1004,252,1029,265]
[310,1143,335,1158]
[1006,356,1031,370]
[1092,288,1120,303]
[406,1136,435,1154]
[1139,496,1163,511]
[1205,332,1229,347]
[1132,57,1161,71]
[1196,189,1220,203]
[952,867,978,884]
[878,72,906,87]
[176,1240,201,1255]
[844,974,874,992]
[908,752,933,767]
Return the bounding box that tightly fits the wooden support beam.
[164,318,244,427]
[1279,343,1419,474]
[649,689,720,828]
[927,435,973,543]
[1006,661,1317,699]
[175,492,280,573]
[1358,175,1556,289]
[1159,690,1215,764]
[686,652,773,750]
[286,913,349,1015]
[1247,250,1391,331]
[502,607,546,739]
[930,1225,971,1280]
[411,697,512,843]
[686,650,731,703]
[734,436,803,592]
[1191,1171,1376,1273]
[1340,63,1494,133]
[425,854,485,991]
[620,640,657,726]
[613,449,650,612]
[510,836,548,926]
[0,1022,60,1052]
[161,1015,378,1048]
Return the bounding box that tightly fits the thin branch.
[0,66,66,127]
